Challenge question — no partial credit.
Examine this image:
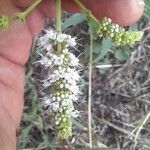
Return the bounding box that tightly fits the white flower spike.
[36,28,81,139]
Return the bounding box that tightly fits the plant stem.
[16,0,42,21]
[24,0,42,17]
[55,0,62,33]
[88,33,93,149]
[73,0,99,23]
[55,0,62,52]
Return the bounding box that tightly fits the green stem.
[88,33,93,149]
[73,0,99,23]
[25,0,42,16]
[16,0,42,21]
[55,0,62,52]
[55,0,62,33]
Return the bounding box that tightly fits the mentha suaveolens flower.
[97,17,143,46]
[36,28,81,139]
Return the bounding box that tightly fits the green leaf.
[129,23,138,31]
[88,19,98,34]
[93,38,112,63]
[115,49,130,61]
[34,116,44,129]
[62,13,85,30]
[144,0,150,20]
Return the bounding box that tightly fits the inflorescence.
[97,17,143,45]
[0,15,9,29]
[36,29,81,139]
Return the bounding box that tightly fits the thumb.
[13,0,144,26]
[78,0,144,25]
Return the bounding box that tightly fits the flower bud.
[0,15,9,29]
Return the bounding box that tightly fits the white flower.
[62,99,73,107]
[70,85,80,95]
[60,84,64,88]
[64,72,72,81]
[60,54,65,59]
[62,48,68,54]
[54,70,60,76]
[68,79,76,86]
[54,57,63,65]
[51,102,59,112]
[38,35,49,46]
[68,53,79,66]
[38,56,52,67]
[67,37,76,47]
[52,96,56,101]
[44,97,52,105]
[71,110,80,118]
[45,29,57,40]
[56,33,67,42]
[69,94,78,102]
[49,74,59,82]
[65,84,70,89]
[72,71,80,80]
[46,44,52,51]
[42,81,51,87]
[57,96,61,102]
[38,35,53,52]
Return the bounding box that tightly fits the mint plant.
[0,0,144,143]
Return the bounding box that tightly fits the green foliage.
[0,15,9,29]
[92,39,112,63]
[144,0,150,20]
[83,39,112,64]
[62,13,85,31]
[114,47,130,61]
[88,19,99,34]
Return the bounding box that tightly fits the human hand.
[0,0,144,149]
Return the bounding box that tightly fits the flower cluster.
[0,15,9,29]
[97,17,143,45]
[36,29,81,139]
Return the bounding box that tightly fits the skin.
[0,0,144,149]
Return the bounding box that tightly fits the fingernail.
[137,0,145,6]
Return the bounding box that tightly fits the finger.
[0,82,24,128]
[0,0,32,65]
[0,56,24,91]
[0,20,32,65]
[37,0,79,17]
[80,0,144,25]
[26,8,45,36]
[0,104,17,150]
[12,0,34,8]
[37,0,55,18]
[0,57,24,128]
